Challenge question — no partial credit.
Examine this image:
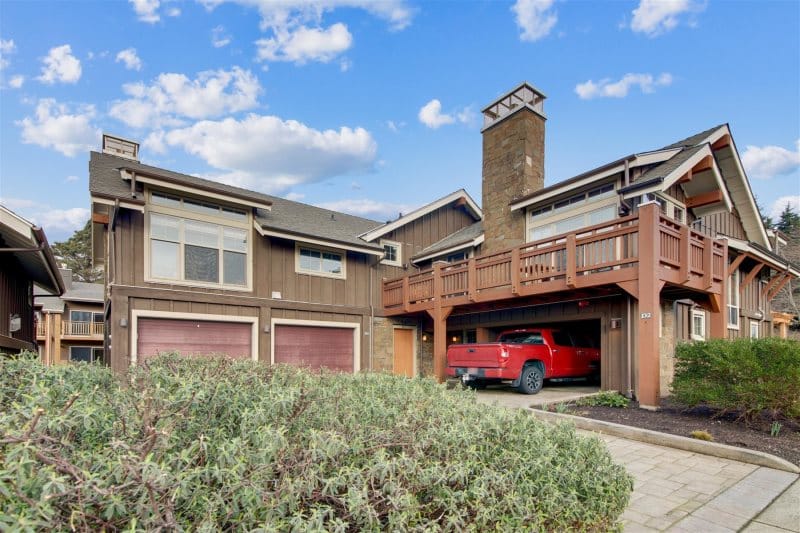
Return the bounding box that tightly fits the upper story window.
[147,190,250,289]
[527,183,617,242]
[530,204,617,242]
[380,240,402,267]
[296,244,345,279]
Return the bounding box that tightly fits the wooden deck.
[382,207,726,316]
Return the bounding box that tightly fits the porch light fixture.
[422,334,428,342]
[578,300,590,308]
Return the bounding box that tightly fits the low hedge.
[672,338,800,419]
[1,354,632,531]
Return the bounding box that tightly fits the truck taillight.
[500,347,510,359]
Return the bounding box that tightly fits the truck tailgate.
[447,343,503,367]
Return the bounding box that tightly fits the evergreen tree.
[51,220,104,283]
[776,203,800,234]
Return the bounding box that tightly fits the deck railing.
[62,321,104,337]
[36,321,46,338]
[383,209,725,315]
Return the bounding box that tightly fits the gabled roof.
[412,222,484,263]
[360,189,482,242]
[0,205,63,294]
[661,124,727,149]
[90,151,384,254]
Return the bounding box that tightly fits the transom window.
[296,245,345,279]
[147,190,250,289]
[530,204,617,241]
[380,240,402,267]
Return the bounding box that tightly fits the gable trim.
[360,190,482,242]
[256,226,384,257]
[413,234,485,264]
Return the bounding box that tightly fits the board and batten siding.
[699,208,747,240]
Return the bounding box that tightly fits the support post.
[427,306,453,383]
[709,241,728,339]
[511,247,521,294]
[636,203,663,408]
[566,234,577,288]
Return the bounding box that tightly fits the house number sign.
[640,312,652,319]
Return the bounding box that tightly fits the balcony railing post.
[468,257,477,301]
[511,247,521,294]
[702,235,713,289]
[679,224,690,282]
[402,276,410,313]
[565,234,577,288]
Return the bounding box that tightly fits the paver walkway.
[475,390,799,532]
[591,432,798,532]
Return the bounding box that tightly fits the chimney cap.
[481,82,546,131]
[102,133,140,161]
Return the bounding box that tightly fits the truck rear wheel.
[517,365,543,394]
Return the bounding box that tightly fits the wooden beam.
[692,155,714,174]
[762,272,786,297]
[740,263,764,290]
[677,168,693,184]
[727,254,746,277]
[616,280,638,299]
[767,274,792,301]
[92,212,110,225]
[685,190,723,209]
[711,133,731,151]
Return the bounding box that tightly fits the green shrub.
[689,430,714,441]
[576,391,630,408]
[0,354,632,531]
[671,338,800,419]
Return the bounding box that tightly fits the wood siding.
[699,208,747,240]
[0,259,34,351]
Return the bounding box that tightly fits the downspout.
[626,297,632,398]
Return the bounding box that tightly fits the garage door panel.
[274,325,353,372]
[137,318,251,361]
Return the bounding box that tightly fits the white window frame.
[728,268,740,329]
[69,346,103,363]
[380,239,402,267]
[527,198,618,242]
[691,310,706,341]
[145,189,252,291]
[749,320,759,339]
[295,243,346,280]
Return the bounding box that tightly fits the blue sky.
[1,0,798,241]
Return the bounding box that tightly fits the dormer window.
[381,240,402,267]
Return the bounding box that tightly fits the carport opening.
[449,319,602,395]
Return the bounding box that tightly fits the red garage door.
[136,318,252,362]
[273,324,354,372]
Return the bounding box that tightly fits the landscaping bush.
[1,354,632,531]
[672,338,800,419]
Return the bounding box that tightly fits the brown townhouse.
[35,268,105,365]
[90,83,798,407]
[0,205,64,354]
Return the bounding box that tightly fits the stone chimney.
[59,268,73,290]
[481,83,546,254]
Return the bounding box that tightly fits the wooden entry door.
[393,328,414,377]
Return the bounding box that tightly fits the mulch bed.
[551,398,800,466]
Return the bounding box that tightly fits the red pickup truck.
[446,328,600,394]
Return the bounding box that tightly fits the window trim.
[295,243,347,280]
[144,188,252,291]
[749,320,759,339]
[380,239,402,267]
[527,197,618,242]
[691,309,706,341]
[69,345,103,363]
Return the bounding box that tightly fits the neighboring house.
[35,268,105,365]
[0,205,63,354]
[89,134,480,374]
[89,83,798,408]
[382,83,799,408]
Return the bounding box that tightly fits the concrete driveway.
[475,380,599,409]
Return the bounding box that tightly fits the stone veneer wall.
[481,108,545,254]
[371,316,430,377]
[659,300,677,397]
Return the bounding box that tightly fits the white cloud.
[339,57,352,72]
[161,114,377,192]
[109,67,262,128]
[630,0,703,37]
[0,39,16,70]
[17,99,100,157]
[575,72,673,99]
[199,0,414,32]
[742,140,800,180]
[256,23,352,64]
[143,130,168,154]
[0,197,89,236]
[418,99,473,129]
[8,75,25,89]
[130,0,161,23]
[116,48,143,71]
[315,198,416,221]
[65,175,80,182]
[212,25,232,47]
[769,196,800,220]
[512,0,557,42]
[38,44,82,84]
[166,6,181,16]
[285,192,306,201]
